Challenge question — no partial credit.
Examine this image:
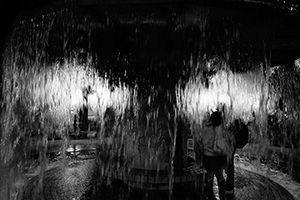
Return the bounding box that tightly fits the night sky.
[1,0,300,66]
[0,0,299,49]
[0,0,54,58]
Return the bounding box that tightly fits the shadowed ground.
[18,157,295,200]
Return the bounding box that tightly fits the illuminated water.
[0,2,299,200]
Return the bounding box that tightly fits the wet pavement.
[18,158,295,200]
[16,139,298,200]
[234,167,294,200]
[20,160,95,200]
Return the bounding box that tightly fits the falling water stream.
[0,1,299,200]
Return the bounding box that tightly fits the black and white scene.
[1,0,300,200]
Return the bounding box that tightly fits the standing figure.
[202,110,227,200]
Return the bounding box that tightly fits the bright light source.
[177,69,264,124]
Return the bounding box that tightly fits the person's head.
[208,103,217,114]
[208,110,223,127]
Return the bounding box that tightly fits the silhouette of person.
[202,110,226,200]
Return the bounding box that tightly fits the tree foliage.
[268,60,300,149]
[276,0,300,15]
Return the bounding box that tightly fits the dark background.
[0,0,54,63]
[0,0,299,64]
